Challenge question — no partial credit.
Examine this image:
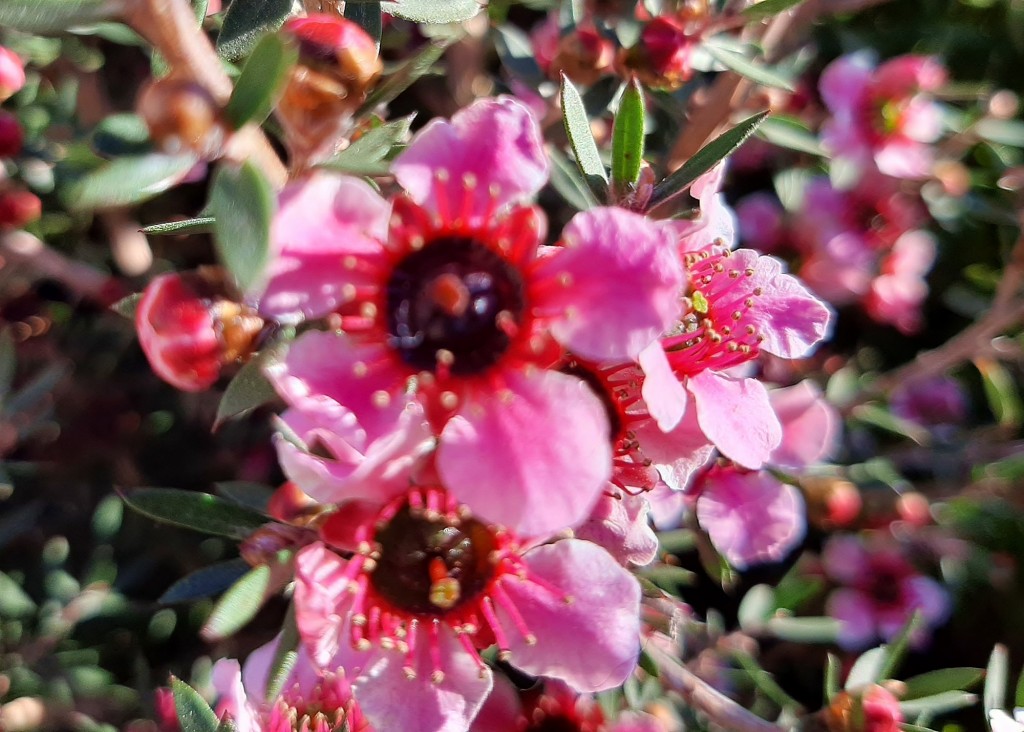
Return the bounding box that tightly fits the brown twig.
[0,230,120,303]
[122,0,288,188]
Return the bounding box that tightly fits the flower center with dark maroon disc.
[385,237,525,376]
[370,502,498,615]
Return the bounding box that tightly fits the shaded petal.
[769,380,841,468]
[468,673,521,732]
[638,343,688,431]
[644,481,688,529]
[500,539,641,692]
[819,53,874,115]
[211,658,260,732]
[438,369,611,536]
[826,588,878,650]
[259,173,390,321]
[875,138,934,179]
[905,575,951,626]
[353,626,492,732]
[633,405,713,492]
[688,371,781,469]
[695,468,806,570]
[394,97,547,225]
[540,209,683,361]
[821,534,870,584]
[575,491,659,567]
[294,543,355,668]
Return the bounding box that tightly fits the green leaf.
[611,78,645,192]
[845,647,889,691]
[737,584,775,631]
[0,0,118,32]
[110,293,143,320]
[321,116,414,175]
[704,42,795,91]
[548,145,599,210]
[70,154,199,211]
[215,481,274,513]
[975,358,1023,428]
[878,610,923,681]
[171,677,219,732]
[649,110,769,209]
[381,0,483,23]
[202,564,273,640]
[209,161,274,293]
[346,0,383,49]
[0,571,37,617]
[214,353,280,428]
[851,403,931,445]
[91,113,152,157]
[975,118,1024,148]
[560,74,608,201]
[766,615,839,643]
[493,25,543,84]
[825,653,841,702]
[639,564,697,590]
[1015,663,1024,708]
[903,668,984,700]
[358,39,455,117]
[985,644,1009,717]
[266,602,300,700]
[898,691,978,717]
[159,558,251,604]
[121,488,268,539]
[225,34,297,129]
[217,0,293,60]
[757,116,824,155]
[742,0,806,18]
[142,217,217,236]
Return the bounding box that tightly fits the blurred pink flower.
[769,380,841,469]
[256,96,683,536]
[864,230,936,334]
[823,534,949,650]
[0,110,23,158]
[820,53,946,179]
[736,193,786,253]
[860,684,904,732]
[890,375,967,427]
[0,47,25,102]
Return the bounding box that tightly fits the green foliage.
[217,0,293,60]
[225,34,297,129]
[69,154,198,210]
[209,161,275,293]
[611,78,646,192]
[121,488,269,539]
[560,73,609,200]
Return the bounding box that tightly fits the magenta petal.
[769,380,841,469]
[695,468,806,570]
[688,371,781,469]
[352,626,492,732]
[499,539,640,692]
[294,543,353,668]
[438,369,611,536]
[393,97,547,224]
[541,208,682,361]
[259,173,390,322]
[827,588,878,650]
[821,534,871,584]
[638,343,688,431]
[819,53,873,115]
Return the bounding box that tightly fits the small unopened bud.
[618,16,697,91]
[137,77,227,158]
[896,491,930,527]
[0,188,41,229]
[802,476,861,529]
[240,522,316,567]
[0,47,26,102]
[135,269,263,392]
[0,111,24,158]
[551,27,615,86]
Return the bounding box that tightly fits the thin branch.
[0,230,122,303]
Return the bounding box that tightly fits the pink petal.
[610,712,670,732]
[294,543,354,668]
[499,539,641,692]
[240,637,282,700]
[633,406,714,492]
[259,173,390,321]
[694,468,805,570]
[821,535,871,584]
[819,53,873,115]
[905,575,950,626]
[211,659,260,732]
[468,673,521,732]
[266,330,410,445]
[826,588,878,650]
[688,371,781,469]
[575,490,659,567]
[393,97,548,225]
[875,138,934,179]
[438,369,611,536]
[769,380,841,469]
[352,626,492,732]
[638,343,688,431]
[539,208,682,361]
[644,481,688,529]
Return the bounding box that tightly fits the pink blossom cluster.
[136,93,834,731]
[0,45,39,232]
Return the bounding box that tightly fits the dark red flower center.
[385,236,525,376]
[370,502,499,615]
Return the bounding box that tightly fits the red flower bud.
[0,111,24,158]
[619,16,697,90]
[0,47,26,102]
[0,189,41,229]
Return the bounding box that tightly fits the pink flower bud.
[861,685,904,732]
[0,111,24,158]
[0,47,25,102]
[0,189,41,229]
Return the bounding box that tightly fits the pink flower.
[575,490,659,567]
[257,97,682,536]
[694,464,806,570]
[860,685,904,732]
[135,271,263,392]
[293,485,641,732]
[864,230,935,334]
[0,47,25,102]
[736,193,785,253]
[0,188,41,229]
[620,15,701,90]
[769,380,841,469]
[820,53,946,179]
[0,111,23,158]
[823,534,949,650]
[212,639,371,732]
[890,375,967,427]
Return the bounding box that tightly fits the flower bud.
[618,16,697,90]
[0,188,41,229]
[825,685,903,732]
[136,76,227,158]
[550,26,615,86]
[0,47,26,102]
[240,522,316,567]
[135,270,263,392]
[0,111,24,158]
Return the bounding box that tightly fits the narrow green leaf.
[898,691,978,717]
[214,353,280,428]
[975,358,1023,428]
[766,615,839,643]
[381,0,483,23]
[209,162,274,293]
[142,217,216,236]
[639,565,696,590]
[225,34,297,129]
[903,668,984,700]
[757,115,825,155]
[266,603,300,700]
[358,39,455,117]
[0,571,37,617]
[985,644,1009,717]
[1015,664,1024,708]
[215,481,274,513]
[159,558,251,604]
[851,403,931,445]
[217,0,293,60]
[110,293,143,320]
[0,0,118,32]
[121,487,268,539]
[611,78,645,192]
[548,145,598,210]
[216,718,237,732]
[825,653,841,702]
[321,116,414,175]
[202,565,272,640]
[91,113,152,157]
[704,43,795,91]
[71,154,198,211]
[649,110,769,209]
[975,118,1024,148]
[346,0,383,49]
[732,650,805,711]
[878,610,923,681]
[742,0,806,19]
[737,584,775,631]
[171,677,219,732]
[845,647,889,691]
[560,73,608,200]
